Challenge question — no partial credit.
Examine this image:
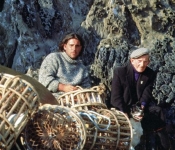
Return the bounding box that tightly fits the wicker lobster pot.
[110,108,133,150]
[78,108,132,150]
[0,73,40,150]
[57,84,107,111]
[23,104,86,150]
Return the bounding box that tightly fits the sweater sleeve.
[80,67,91,88]
[38,53,60,92]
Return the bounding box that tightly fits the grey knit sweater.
[38,51,91,98]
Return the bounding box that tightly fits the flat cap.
[130,48,149,58]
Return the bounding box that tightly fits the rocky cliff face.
[0,0,175,122]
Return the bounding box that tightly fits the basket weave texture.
[21,84,132,150]
[56,84,132,150]
[23,104,86,150]
[78,108,132,150]
[0,73,40,150]
[57,83,107,110]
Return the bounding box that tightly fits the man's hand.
[58,83,78,92]
[133,115,143,122]
[131,104,144,122]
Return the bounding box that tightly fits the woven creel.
[78,108,132,150]
[0,115,16,150]
[57,83,107,110]
[0,73,40,150]
[0,65,58,105]
[22,104,86,150]
[110,108,133,150]
[0,73,13,88]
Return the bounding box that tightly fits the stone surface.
[0,0,175,142]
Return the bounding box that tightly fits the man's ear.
[130,58,134,64]
[63,44,67,51]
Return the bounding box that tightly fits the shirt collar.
[132,66,140,81]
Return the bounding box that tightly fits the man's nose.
[140,62,144,66]
[71,46,76,51]
[71,46,76,50]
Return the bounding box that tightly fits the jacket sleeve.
[110,67,125,111]
[38,53,60,92]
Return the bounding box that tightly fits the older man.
[111,48,170,149]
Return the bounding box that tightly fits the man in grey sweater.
[39,33,91,98]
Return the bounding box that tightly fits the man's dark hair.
[58,33,84,55]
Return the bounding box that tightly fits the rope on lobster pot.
[78,110,111,131]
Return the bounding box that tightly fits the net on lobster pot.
[23,104,86,150]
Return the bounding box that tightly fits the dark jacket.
[110,62,156,113]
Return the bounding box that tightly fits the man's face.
[130,55,150,72]
[64,38,82,59]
